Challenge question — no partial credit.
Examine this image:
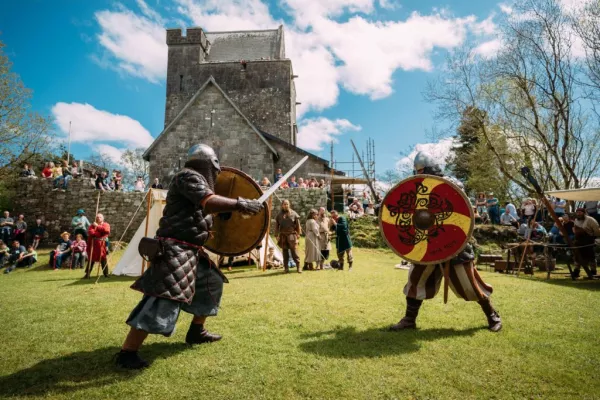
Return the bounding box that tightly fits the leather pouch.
[138,237,163,261]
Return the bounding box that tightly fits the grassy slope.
[0,245,599,400]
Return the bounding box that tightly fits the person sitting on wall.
[297,178,307,189]
[289,176,299,188]
[20,163,36,178]
[151,178,163,189]
[29,218,46,250]
[49,232,73,270]
[95,171,111,191]
[41,162,53,178]
[134,176,146,192]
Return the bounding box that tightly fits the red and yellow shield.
[378,175,474,265]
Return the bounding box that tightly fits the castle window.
[179,75,183,92]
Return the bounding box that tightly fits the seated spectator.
[20,163,36,178]
[0,240,8,267]
[548,220,564,244]
[134,176,146,192]
[71,162,80,178]
[18,245,37,269]
[4,240,27,274]
[41,162,53,178]
[52,161,62,179]
[29,218,46,249]
[151,178,163,189]
[348,203,364,220]
[528,220,547,241]
[319,179,326,189]
[71,233,88,269]
[350,198,364,213]
[365,202,376,216]
[280,181,289,190]
[3,240,27,274]
[13,214,27,245]
[274,168,283,183]
[309,178,318,188]
[298,178,307,188]
[265,247,282,269]
[500,208,519,228]
[0,211,14,244]
[53,160,72,191]
[289,176,299,188]
[95,171,111,191]
[260,177,271,189]
[49,232,73,270]
[522,198,536,223]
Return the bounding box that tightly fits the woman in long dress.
[304,209,321,271]
[317,207,334,270]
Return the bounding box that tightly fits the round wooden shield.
[203,167,270,256]
[378,174,474,265]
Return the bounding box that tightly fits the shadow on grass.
[62,275,137,286]
[228,270,294,280]
[0,342,189,397]
[299,326,484,359]
[526,276,600,291]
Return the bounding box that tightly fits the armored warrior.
[275,199,302,273]
[389,151,502,332]
[115,144,263,369]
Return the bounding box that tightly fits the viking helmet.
[186,144,221,172]
[413,151,442,176]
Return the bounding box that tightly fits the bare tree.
[426,0,600,195]
[572,0,600,92]
[121,148,149,188]
[0,41,53,179]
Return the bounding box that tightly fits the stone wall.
[148,83,275,186]
[271,140,330,181]
[268,188,327,234]
[13,178,147,244]
[165,58,293,142]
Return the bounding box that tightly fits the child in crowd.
[134,176,146,192]
[42,162,53,178]
[20,163,36,178]
[71,233,88,269]
[265,247,282,269]
[29,218,46,249]
[49,232,73,270]
[19,245,38,268]
[0,240,8,267]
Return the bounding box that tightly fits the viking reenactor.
[573,207,600,278]
[330,210,353,271]
[85,214,110,278]
[380,152,502,332]
[115,144,263,370]
[304,209,321,271]
[275,199,301,273]
[317,207,334,269]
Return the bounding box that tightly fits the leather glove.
[236,197,263,215]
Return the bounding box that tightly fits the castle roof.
[204,26,285,62]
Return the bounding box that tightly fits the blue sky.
[0,0,504,175]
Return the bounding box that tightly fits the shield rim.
[378,174,474,265]
[203,166,270,257]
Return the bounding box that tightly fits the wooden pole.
[262,196,272,271]
[443,261,450,304]
[86,191,101,277]
[141,189,153,275]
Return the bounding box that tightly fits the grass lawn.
[0,243,599,400]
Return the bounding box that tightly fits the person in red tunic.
[85,213,110,278]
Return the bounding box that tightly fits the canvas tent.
[546,187,600,202]
[113,189,167,276]
[112,188,283,276]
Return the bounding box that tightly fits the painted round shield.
[203,167,270,256]
[378,174,474,265]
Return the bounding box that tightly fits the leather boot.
[185,323,222,345]
[390,297,422,331]
[339,261,344,271]
[348,262,353,271]
[478,298,502,332]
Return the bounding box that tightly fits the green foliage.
[348,215,387,248]
[0,246,599,399]
[446,106,485,185]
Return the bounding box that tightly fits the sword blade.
[258,156,309,203]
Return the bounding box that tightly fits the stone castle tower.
[143,26,328,184]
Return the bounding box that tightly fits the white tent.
[112,189,167,276]
[112,188,283,276]
[546,187,600,202]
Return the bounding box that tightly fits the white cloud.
[474,38,504,58]
[52,102,154,148]
[297,117,361,151]
[470,14,497,36]
[499,3,513,15]
[395,137,455,173]
[95,7,166,82]
[96,144,125,163]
